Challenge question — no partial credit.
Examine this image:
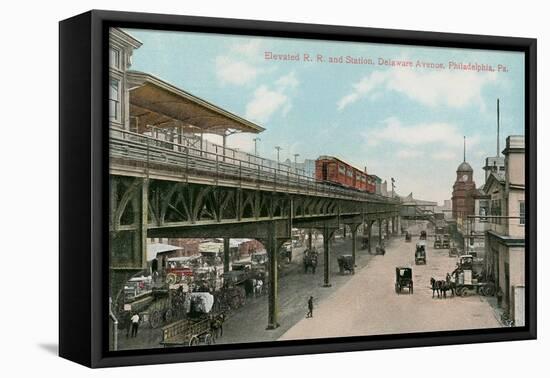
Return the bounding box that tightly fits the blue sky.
[125,28,525,204]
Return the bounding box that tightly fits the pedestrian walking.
[125,311,132,338]
[306,296,314,318]
[130,312,140,337]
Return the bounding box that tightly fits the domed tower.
[452,138,476,220]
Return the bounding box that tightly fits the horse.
[254,279,263,297]
[431,276,455,299]
[430,277,441,298]
[210,312,225,341]
[445,273,456,297]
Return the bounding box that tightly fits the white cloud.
[230,39,262,58]
[245,71,299,123]
[338,68,498,110]
[275,71,299,90]
[363,117,480,150]
[215,39,264,86]
[215,55,260,86]
[246,85,289,123]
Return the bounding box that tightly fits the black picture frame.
[59,9,537,368]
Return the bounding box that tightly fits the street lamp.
[253,137,261,156]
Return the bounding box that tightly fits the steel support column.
[378,219,383,245]
[351,224,359,266]
[223,237,230,272]
[367,221,373,253]
[267,222,280,330]
[323,226,333,287]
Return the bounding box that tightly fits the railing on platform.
[109,127,400,204]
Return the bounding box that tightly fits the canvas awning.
[146,243,182,261]
[127,71,265,136]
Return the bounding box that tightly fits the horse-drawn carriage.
[420,230,427,240]
[433,234,442,249]
[395,267,413,294]
[279,241,293,263]
[361,236,369,250]
[442,234,450,249]
[415,241,427,265]
[303,248,318,274]
[375,243,386,255]
[448,246,459,257]
[337,254,355,274]
[452,255,496,297]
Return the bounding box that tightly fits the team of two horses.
[430,273,456,299]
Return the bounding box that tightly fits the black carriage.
[395,267,413,294]
[420,230,427,240]
[337,254,355,274]
[433,234,442,249]
[415,242,427,265]
[442,234,450,249]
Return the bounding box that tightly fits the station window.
[338,165,345,175]
[110,48,121,69]
[110,78,121,122]
[519,201,525,225]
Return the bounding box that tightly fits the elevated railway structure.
[110,128,401,329]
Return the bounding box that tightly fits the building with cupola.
[451,157,476,223]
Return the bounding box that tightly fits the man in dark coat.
[306,296,314,318]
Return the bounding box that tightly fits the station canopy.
[127,71,265,136]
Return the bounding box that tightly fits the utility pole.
[497,98,500,157]
[253,137,261,156]
[275,146,282,169]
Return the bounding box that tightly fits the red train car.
[315,156,375,194]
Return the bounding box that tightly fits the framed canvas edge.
[58,9,537,368]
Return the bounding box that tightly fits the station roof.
[127,71,265,136]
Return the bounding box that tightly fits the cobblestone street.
[280,236,502,341]
[118,234,503,350]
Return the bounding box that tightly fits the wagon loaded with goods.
[337,254,355,274]
[146,285,188,328]
[165,255,202,285]
[160,292,224,347]
[452,255,496,297]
